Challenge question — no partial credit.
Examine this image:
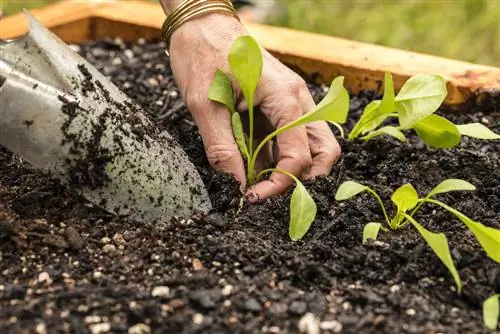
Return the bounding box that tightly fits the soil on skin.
[0,38,499,334]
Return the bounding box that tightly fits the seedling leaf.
[391,184,419,211]
[425,199,500,263]
[349,100,382,139]
[391,184,419,227]
[483,294,500,330]
[363,222,382,243]
[228,35,262,112]
[284,77,349,131]
[208,69,236,114]
[231,112,249,160]
[335,181,368,200]
[396,74,447,129]
[404,214,462,293]
[427,179,476,197]
[289,178,317,241]
[457,123,500,140]
[378,72,395,114]
[413,114,461,148]
[361,126,406,142]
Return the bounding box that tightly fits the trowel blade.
[0,11,212,222]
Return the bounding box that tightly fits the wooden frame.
[1,0,499,108]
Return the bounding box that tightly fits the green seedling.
[349,72,500,147]
[335,178,500,293]
[208,35,350,241]
[483,294,500,330]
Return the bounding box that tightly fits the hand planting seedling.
[208,35,350,241]
[335,178,500,293]
[348,72,500,147]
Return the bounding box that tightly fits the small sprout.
[362,222,382,244]
[208,35,350,241]
[483,294,500,330]
[335,178,500,293]
[349,72,500,147]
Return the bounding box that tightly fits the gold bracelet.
[161,0,240,56]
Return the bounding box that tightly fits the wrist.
[170,12,245,55]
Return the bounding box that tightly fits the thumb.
[187,96,247,190]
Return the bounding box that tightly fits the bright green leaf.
[292,77,350,128]
[391,184,419,228]
[413,114,461,148]
[396,74,447,129]
[335,181,368,200]
[363,222,382,244]
[208,69,236,114]
[425,199,500,263]
[483,294,500,330]
[378,72,395,114]
[391,184,419,211]
[361,126,406,142]
[349,100,381,139]
[289,179,317,241]
[228,35,263,115]
[457,123,500,140]
[405,214,462,293]
[427,179,476,198]
[231,112,249,160]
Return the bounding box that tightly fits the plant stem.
[247,105,255,184]
[248,121,296,185]
[257,168,299,183]
[365,188,391,227]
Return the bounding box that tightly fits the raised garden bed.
[1,2,499,333]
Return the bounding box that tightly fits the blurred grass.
[1,0,498,66]
[269,0,499,66]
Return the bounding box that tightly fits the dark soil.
[1,37,499,334]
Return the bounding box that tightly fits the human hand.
[168,13,341,201]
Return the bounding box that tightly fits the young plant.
[483,294,500,330]
[208,35,350,241]
[335,178,500,293]
[349,72,500,147]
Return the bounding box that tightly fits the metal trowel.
[0,12,212,222]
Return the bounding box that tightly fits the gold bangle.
[161,0,240,56]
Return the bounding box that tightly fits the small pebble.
[128,323,150,334]
[102,244,116,254]
[35,322,47,334]
[38,272,52,285]
[390,284,400,293]
[111,57,122,66]
[93,271,103,279]
[84,315,101,324]
[244,298,262,312]
[298,313,320,334]
[406,308,416,316]
[89,323,111,334]
[101,237,111,244]
[289,301,307,315]
[124,49,134,59]
[112,233,126,246]
[192,258,204,271]
[193,313,204,325]
[320,320,342,333]
[221,285,233,296]
[151,286,170,298]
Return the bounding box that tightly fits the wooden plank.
[0,1,104,40]
[1,0,498,107]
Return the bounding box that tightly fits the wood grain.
[1,0,498,107]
